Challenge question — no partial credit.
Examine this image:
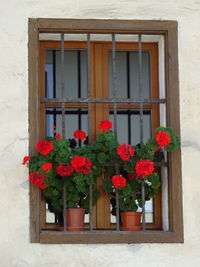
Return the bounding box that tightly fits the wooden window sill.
[39,230,184,244]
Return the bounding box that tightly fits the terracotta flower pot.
[120,211,142,231]
[58,208,85,231]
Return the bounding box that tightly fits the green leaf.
[103,180,113,193]
[121,184,132,196]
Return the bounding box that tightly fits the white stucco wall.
[0,0,200,266]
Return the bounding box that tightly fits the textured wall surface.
[0,0,200,266]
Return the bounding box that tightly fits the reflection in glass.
[109,110,151,145]
[109,51,150,98]
[45,49,87,98]
[46,108,88,140]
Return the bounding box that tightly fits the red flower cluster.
[155,131,171,147]
[117,143,135,161]
[36,140,54,155]
[71,156,92,174]
[55,133,62,140]
[135,159,154,178]
[29,171,47,189]
[73,130,86,140]
[111,175,127,188]
[98,120,112,131]
[42,163,52,172]
[56,164,74,176]
[22,156,30,165]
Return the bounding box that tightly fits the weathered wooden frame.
[28,18,183,243]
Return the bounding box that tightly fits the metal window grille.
[41,32,167,233]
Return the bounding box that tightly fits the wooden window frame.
[29,18,183,243]
[39,41,162,231]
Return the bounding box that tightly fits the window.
[29,19,183,243]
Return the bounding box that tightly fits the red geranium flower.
[155,131,171,147]
[127,172,137,179]
[36,140,54,155]
[117,143,134,161]
[98,120,112,131]
[71,156,92,174]
[29,171,47,189]
[73,130,86,140]
[76,158,92,174]
[22,156,30,165]
[56,164,74,176]
[135,159,154,178]
[55,133,62,140]
[71,156,86,168]
[42,163,52,172]
[111,175,127,188]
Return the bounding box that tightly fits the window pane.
[109,110,151,145]
[46,108,88,141]
[45,50,87,98]
[109,51,150,98]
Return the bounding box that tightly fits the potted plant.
[23,120,180,231]
[23,128,100,231]
[103,126,180,231]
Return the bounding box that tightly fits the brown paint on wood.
[40,230,183,244]
[37,19,176,34]
[28,18,40,243]
[165,24,183,240]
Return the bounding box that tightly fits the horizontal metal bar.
[41,97,166,104]
[46,110,151,115]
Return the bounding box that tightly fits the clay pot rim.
[66,208,85,211]
[120,211,142,215]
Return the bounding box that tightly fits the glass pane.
[109,51,150,98]
[45,50,87,98]
[45,108,88,140]
[137,199,153,223]
[130,113,151,145]
[109,51,127,98]
[130,51,150,98]
[109,110,151,145]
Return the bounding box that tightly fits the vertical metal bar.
[87,33,93,231]
[112,34,120,231]
[141,182,146,230]
[138,34,146,231]
[128,110,131,144]
[127,52,131,144]
[112,34,118,136]
[78,51,82,146]
[138,34,144,147]
[77,50,81,98]
[61,33,67,232]
[127,51,130,99]
[53,50,56,98]
[78,108,81,147]
[53,51,57,129]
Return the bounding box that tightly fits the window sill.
[39,230,184,244]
